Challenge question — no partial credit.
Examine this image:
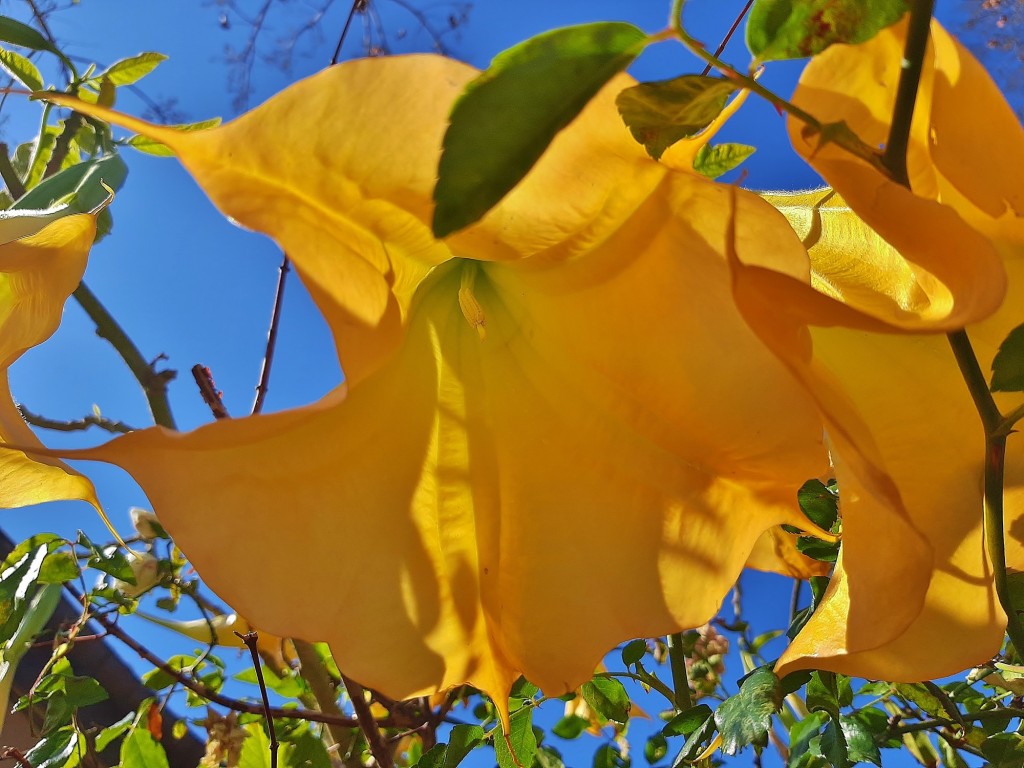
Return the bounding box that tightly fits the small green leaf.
[552,714,590,740]
[714,666,782,755]
[807,671,842,720]
[95,52,167,86]
[95,713,133,753]
[982,733,1024,768]
[621,638,647,666]
[819,720,848,768]
[581,676,631,724]
[796,537,839,563]
[87,546,135,583]
[434,22,649,237]
[838,714,882,767]
[592,743,629,768]
[495,708,537,768]
[662,704,713,737]
[415,743,447,768]
[284,729,332,768]
[616,75,737,160]
[788,711,828,766]
[894,682,945,720]
[535,745,566,768]
[692,142,756,179]
[991,323,1024,392]
[746,0,909,62]
[235,665,308,699]
[0,47,42,91]
[127,118,221,157]
[120,726,170,768]
[797,479,839,531]
[645,733,668,764]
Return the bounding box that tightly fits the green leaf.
[0,47,42,91]
[592,743,629,768]
[415,744,447,768]
[495,708,537,768]
[746,0,909,62]
[283,729,332,768]
[807,672,842,720]
[535,745,566,768]
[714,666,782,755]
[235,665,308,699]
[796,537,839,563]
[788,711,828,766]
[581,676,631,724]
[662,704,714,737]
[837,714,882,766]
[95,713,133,753]
[552,714,590,740]
[991,323,1024,392]
[12,153,127,214]
[616,75,737,160]
[819,720,848,768]
[788,575,830,639]
[95,52,167,86]
[23,728,78,768]
[239,722,275,768]
[645,733,668,764]
[893,682,945,719]
[443,724,483,768]
[433,22,648,237]
[120,726,170,768]
[797,479,839,531]
[0,16,58,55]
[982,734,1024,768]
[127,118,222,157]
[692,142,756,179]
[87,546,135,583]
[621,638,647,666]
[672,707,717,765]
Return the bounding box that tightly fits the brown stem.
[69,588,367,728]
[251,254,289,415]
[18,404,135,434]
[236,631,279,768]
[342,674,395,768]
[700,0,754,77]
[44,112,83,179]
[191,364,230,419]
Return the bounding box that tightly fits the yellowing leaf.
[734,20,1024,683]
[44,56,831,710]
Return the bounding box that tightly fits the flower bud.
[130,507,163,541]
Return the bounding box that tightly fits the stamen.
[458,262,487,340]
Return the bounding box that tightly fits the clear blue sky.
[0,2,1009,766]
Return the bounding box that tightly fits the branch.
[18,404,136,434]
[191,364,230,420]
[342,673,395,768]
[0,143,26,199]
[73,282,177,429]
[236,631,279,768]
[251,254,289,415]
[78,596,370,728]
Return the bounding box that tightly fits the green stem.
[881,0,936,184]
[666,632,693,712]
[667,4,883,172]
[293,639,355,760]
[998,402,1024,437]
[73,282,177,429]
[0,143,26,199]
[601,671,677,704]
[947,331,1024,656]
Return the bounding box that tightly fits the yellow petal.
[734,21,1023,678]
[783,19,1013,332]
[49,56,831,708]
[0,212,101,511]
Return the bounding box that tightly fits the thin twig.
[700,0,754,77]
[788,579,803,626]
[332,0,367,64]
[18,404,136,434]
[43,111,82,179]
[251,255,289,415]
[191,364,230,419]
[236,631,279,768]
[0,747,32,768]
[342,674,396,768]
[73,283,177,429]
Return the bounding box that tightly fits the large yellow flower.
[45,56,833,705]
[736,21,1023,680]
[0,208,100,512]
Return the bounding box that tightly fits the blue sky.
[0,1,1012,766]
